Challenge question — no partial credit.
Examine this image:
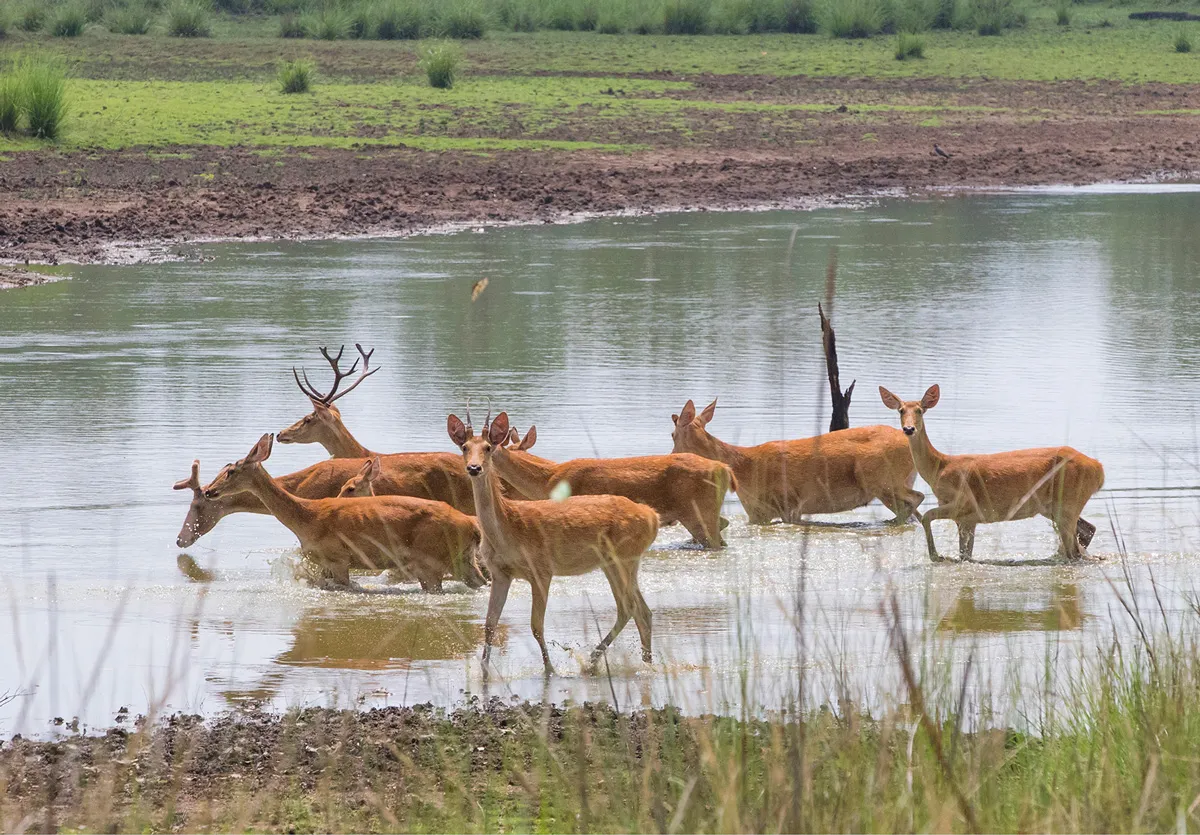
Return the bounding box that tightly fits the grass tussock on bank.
[6,599,1200,832]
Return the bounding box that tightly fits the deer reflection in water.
[938,583,1084,634]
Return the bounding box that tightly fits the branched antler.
[292,343,378,405]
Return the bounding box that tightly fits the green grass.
[895,30,925,58]
[440,0,487,38]
[374,0,424,38]
[106,4,153,34]
[0,74,20,133]
[18,4,46,32]
[304,6,350,39]
[972,0,1022,35]
[12,56,68,140]
[50,2,88,36]
[277,12,304,36]
[1175,28,1192,53]
[421,40,463,87]
[824,0,885,38]
[167,0,213,35]
[277,57,313,92]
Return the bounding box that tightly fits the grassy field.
[2,3,1200,154]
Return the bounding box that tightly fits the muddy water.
[3,187,1200,734]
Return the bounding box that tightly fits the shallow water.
[3,189,1200,734]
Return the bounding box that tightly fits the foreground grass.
[4,618,1200,832]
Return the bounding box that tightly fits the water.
[3,188,1200,735]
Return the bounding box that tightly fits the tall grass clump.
[420,40,462,88]
[305,6,350,38]
[51,3,88,35]
[18,57,68,140]
[663,0,710,33]
[278,12,305,35]
[781,0,818,31]
[499,0,541,31]
[374,0,426,38]
[0,74,20,134]
[970,0,1019,35]
[894,29,925,57]
[1174,29,1192,52]
[167,0,212,35]
[19,5,46,31]
[106,4,153,33]
[347,3,372,36]
[824,0,883,37]
[277,58,313,92]
[931,0,957,27]
[0,10,9,39]
[439,0,487,37]
[1055,0,1070,25]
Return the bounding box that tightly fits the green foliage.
[931,0,957,28]
[970,0,1019,35]
[374,0,426,38]
[106,4,153,33]
[421,40,463,87]
[663,0,709,33]
[439,0,487,37]
[347,3,372,37]
[781,0,817,31]
[824,0,884,37]
[167,0,213,35]
[277,58,314,92]
[894,29,925,57]
[0,74,20,134]
[278,12,305,35]
[305,6,350,38]
[1174,29,1192,53]
[1055,0,1069,25]
[51,3,88,35]
[17,56,68,140]
[19,4,46,31]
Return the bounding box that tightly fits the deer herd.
[174,344,1106,674]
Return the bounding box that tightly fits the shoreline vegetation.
[3,589,1200,833]
[1,1,1200,265]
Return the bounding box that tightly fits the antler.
[464,396,473,431]
[173,460,202,492]
[292,343,378,405]
[484,396,492,431]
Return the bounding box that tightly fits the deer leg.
[629,582,653,664]
[1053,510,1083,560]
[919,506,956,563]
[530,576,554,676]
[482,570,513,677]
[883,488,925,525]
[590,565,633,669]
[682,515,722,549]
[957,522,977,561]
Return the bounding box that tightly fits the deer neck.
[691,429,750,474]
[469,466,519,549]
[492,449,557,499]
[322,421,374,459]
[219,491,270,517]
[909,421,951,484]
[242,467,314,539]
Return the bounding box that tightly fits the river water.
[2,187,1199,734]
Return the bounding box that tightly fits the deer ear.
[488,412,510,446]
[879,386,902,410]
[246,433,274,464]
[447,414,469,448]
[519,425,537,451]
[367,456,382,479]
[698,399,717,426]
[678,400,696,425]
[507,427,519,445]
[671,413,679,425]
[921,384,941,411]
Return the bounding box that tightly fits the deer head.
[670,398,719,455]
[879,384,940,437]
[204,434,275,499]
[278,344,377,448]
[337,456,382,498]
[173,459,234,548]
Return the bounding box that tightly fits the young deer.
[174,454,476,547]
[496,425,733,547]
[337,457,382,497]
[878,384,1105,562]
[670,399,921,525]
[448,409,659,675]
[201,434,487,590]
[277,343,478,511]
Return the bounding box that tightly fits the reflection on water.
[3,189,1200,731]
[938,583,1083,633]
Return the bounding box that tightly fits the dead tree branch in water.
[820,249,854,432]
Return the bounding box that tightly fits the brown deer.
[495,425,733,547]
[200,434,487,591]
[879,384,1105,562]
[670,399,921,525]
[276,343,478,510]
[337,457,382,497]
[174,455,475,547]
[448,408,659,676]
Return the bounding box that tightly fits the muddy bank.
[2,76,1199,265]
[0,267,60,289]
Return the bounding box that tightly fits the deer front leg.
[957,522,977,561]
[918,505,958,563]
[884,488,925,525]
[482,570,512,678]
[590,564,633,671]
[530,575,554,676]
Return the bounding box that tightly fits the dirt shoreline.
[3,107,1198,266]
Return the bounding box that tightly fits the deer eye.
[483,444,493,452]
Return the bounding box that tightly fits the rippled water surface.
[3,189,1200,733]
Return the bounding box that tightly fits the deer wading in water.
[448,407,658,676]
[879,384,1104,562]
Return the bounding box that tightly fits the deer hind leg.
[1052,509,1084,560]
[590,563,634,670]
[482,570,513,677]
[682,501,724,549]
[918,505,958,563]
[629,581,653,664]
[530,575,554,675]
[882,487,925,525]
